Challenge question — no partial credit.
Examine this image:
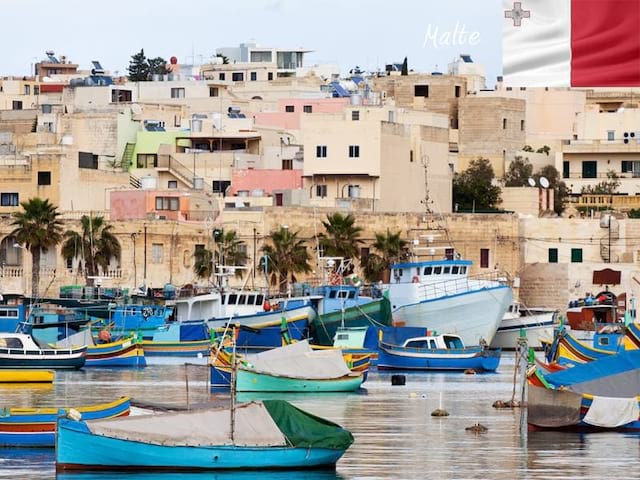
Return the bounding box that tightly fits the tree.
[581,170,620,195]
[61,215,121,286]
[361,229,408,283]
[147,57,171,76]
[261,227,312,293]
[318,212,363,268]
[193,229,247,283]
[127,49,149,81]
[522,145,534,152]
[216,53,230,65]
[401,57,408,76]
[534,165,568,215]
[536,145,551,156]
[452,157,502,211]
[504,156,533,187]
[10,198,63,297]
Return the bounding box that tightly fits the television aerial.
[539,176,550,188]
[527,177,536,187]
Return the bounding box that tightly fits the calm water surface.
[0,354,639,479]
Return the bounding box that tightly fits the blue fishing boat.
[0,396,130,447]
[370,326,501,372]
[141,321,211,357]
[528,350,640,432]
[56,400,353,471]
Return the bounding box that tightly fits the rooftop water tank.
[140,176,157,190]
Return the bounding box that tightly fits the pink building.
[253,98,349,130]
[230,169,302,197]
[110,189,216,222]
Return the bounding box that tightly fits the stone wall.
[519,263,569,312]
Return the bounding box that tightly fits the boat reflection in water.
[56,471,345,480]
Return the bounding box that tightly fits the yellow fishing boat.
[0,369,55,383]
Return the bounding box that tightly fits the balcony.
[563,138,640,153]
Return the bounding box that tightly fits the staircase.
[130,174,141,189]
[156,154,213,192]
[122,142,136,169]
[600,214,620,262]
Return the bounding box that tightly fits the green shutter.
[571,248,583,263]
[548,248,558,263]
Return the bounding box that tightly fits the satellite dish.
[539,177,550,188]
[527,177,536,187]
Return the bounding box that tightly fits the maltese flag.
[503,0,640,87]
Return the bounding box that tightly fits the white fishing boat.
[382,259,512,346]
[490,302,557,350]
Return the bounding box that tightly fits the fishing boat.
[543,326,624,366]
[140,321,211,357]
[0,332,86,369]
[0,369,54,383]
[382,259,512,346]
[565,290,621,342]
[211,339,365,392]
[528,350,640,432]
[0,396,130,447]
[490,302,557,350]
[56,399,353,471]
[371,326,501,372]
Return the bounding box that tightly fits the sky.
[2,0,502,84]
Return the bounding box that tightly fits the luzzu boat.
[141,321,211,357]
[54,329,146,368]
[0,396,131,447]
[55,400,353,471]
[371,326,501,372]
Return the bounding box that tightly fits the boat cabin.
[0,305,25,333]
[389,260,471,285]
[402,334,465,350]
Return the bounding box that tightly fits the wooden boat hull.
[0,352,86,370]
[235,368,363,392]
[0,369,54,383]
[87,337,146,367]
[142,339,210,357]
[56,418,347,471]
[0,396,130,447]
[377,344,501,372]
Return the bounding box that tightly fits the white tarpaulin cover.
[583,396,640,428]
[87,402,287,447]
[246,340,350,380]
[55,330,94,348]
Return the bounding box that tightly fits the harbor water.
[0,354,639,479]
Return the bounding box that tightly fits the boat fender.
[412,276,420,283]
[67,408,82,421]
[263,301,271,312]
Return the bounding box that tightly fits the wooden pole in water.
[184,363,190,410]
[517,333,529,434]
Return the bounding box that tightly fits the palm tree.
[61,215,121,286]
[318,212,363,266]
[10,197,63,297]
[193,229,248,284]
[261,227,312,293]
[362,229,408,283]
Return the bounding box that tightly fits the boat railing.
[416,271,506,301]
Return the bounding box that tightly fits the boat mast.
[229,324,238,445]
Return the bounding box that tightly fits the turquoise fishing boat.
[56,400,353,471]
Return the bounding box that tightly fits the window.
[548,248,558,263]
[285,105,295,113]
[607,130,615,141]
[347,185,360,198]
[24,85,30,95]
[209,87,219,97]
[42,104,52,114]
[480,248,490,268]
[414,85,429,97]
[268,72,273,81]
[151,243,164,264]
[303,105,313,113]
[170,88,185,98]
[250,72,257,81]
[168,180,178,189]
[316,145,327,158]
[212,180,231,194]
[360,247,370,261]
[282,159,293,170]
[219,73,226,81]
[455,85,461,98]
[502,118,507,129]
[424,267,433,275]
[622,161,640,177]
[78,152,98,169]
[232,72,244,81]
[34,86,39,95]
[12,101,22,110]
[445,248,454,260]
[571,248,583,263]
[0,193,19,206]
[563,161,570,179]
[410,150,414,163]
[349,145,360,158]
[136,154,157,168]
[351,110,360,121]
[520,119,525,131]
[316,185,327,198]
[37,171,51,186]
[43,122,54,132]
[582,161,597,179]
[155,197,179,211]
[111,89,132,102]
